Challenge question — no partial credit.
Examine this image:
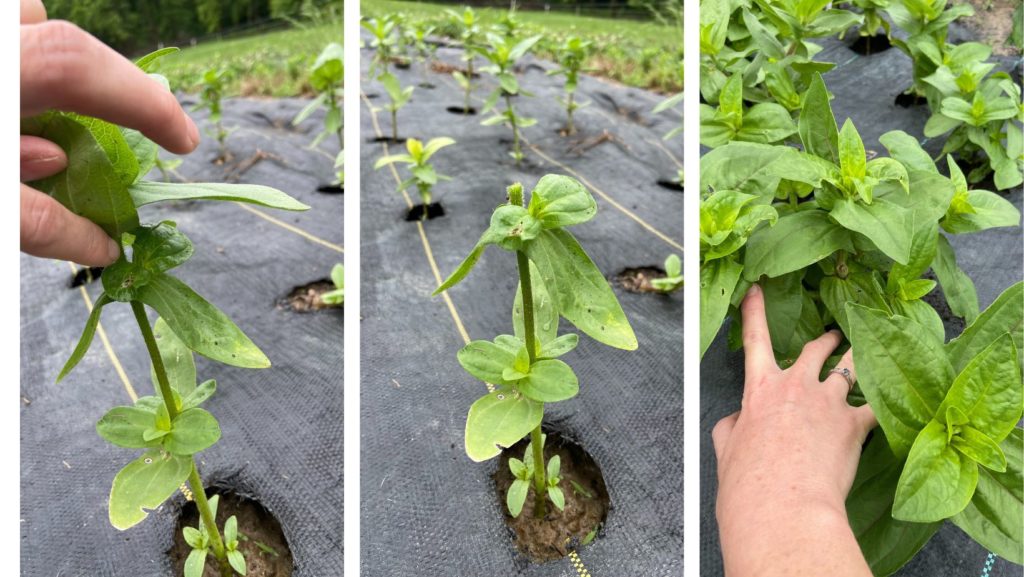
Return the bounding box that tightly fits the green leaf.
[548,485,566,511]
[830,198,912,264]
[937,334,1022,443]
[109,450,192,530]
[183,526,205,549]
[22,112,140,239]
[525,229,637,350]
[953,426,1007,472]
[184,548,208,577]
[526,174,596,228]
[894,419,978,523]
[744,210,854,280]
[164,408,221,456]
[518,359,579,402]
[128,181,309,211]
[838,119,867,182]
[932,235,980,323]
[820,272,890,338]
[228,550,247,575]
[847,432,941,576]
[700,258,743,358]
[465,390,543,462]
[880,130,937,173]
[58,293,112,382]
[952,428,1024,564]
[509,457,528,479]
[539,334,578,359]
[136,273,270,369]
[947,281,1023,373]
[513,261,558,350]
[799,73,839,164]
[547,455,561,479]
[135,47,179,72]
[507,479,530,517]
[434,242,487,294]
[181,380,216,411]
[225,515,238,545]
[458,338,518,386]
[736,103,797,144]
[97,406,160,449]
[152,317,197,398]
[942,189,1021,234]
[481,205,542,251]
[847,304,955,458]
[892,298,945,345]
[888,220,939,290]
[121,128,158,180]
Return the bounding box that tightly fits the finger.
[741,283,776,375]
[21,135,67,181]
[21,0,46,24]
[21,20,199,154]
[824,347,857,399]
[792,329,842,377]
[21,185,121,266]
[712,411,740,460]
[851,404,878,444]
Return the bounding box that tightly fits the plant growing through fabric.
[845,281,1023,576]
[840,0,891,51]
[888,0,974,100]
[373,137,455,216]
[434,175,637,519]
[322,264,345,306]
[378,72,415,142]
[293,42,344,186]
[362,15,397,78]
[22,48,309,577]
[194,68,231,160]
[406,20,439,88]
[652,254,683,293]
[478,33,542,164]
[548,36,592,135]
[446,6,484,114]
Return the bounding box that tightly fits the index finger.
[740,283,777,376]
[21,20,199,154]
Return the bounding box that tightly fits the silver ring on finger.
[827,367,855,392]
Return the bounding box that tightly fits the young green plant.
[446,6,484,113]
[22,48,309,577]
[434,175,637,519]
[479,33,542,164]
[293,42,344,186]
[362,15,397,78]
[652,254,683,293]
[548,37,592,135]
[322,264,345,306]
[379,72,414,142]
[194,68,231,160]
[374,137,455,216]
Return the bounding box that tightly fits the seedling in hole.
[374,137,455,216]
[362,16,397,78]
[322,264,345,306]
[570,479,593,499]
[478,33,542,164]
[548,37,592,135]
[379,72,414,142]
[22,48,309,577]
[434,175,636,520]
[406,20,439,87]
[840,0,891,50]
[194,68,232,160]
[293,43,344,187]
[507,434,564,517]
[651,254,683,293]
[446,6,484,113]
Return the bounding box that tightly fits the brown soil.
[616,266,668,293]
[953,0,1020,56]
[278,280,337,312]
[171,491,293,577]
[493,433,610,563]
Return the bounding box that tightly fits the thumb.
[21,185,121,266]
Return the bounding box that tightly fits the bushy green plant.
[373,137,455,214]
[548,36,592,135]
[22,49,309,577]
[434,175,636,518]
[478,33,543,164]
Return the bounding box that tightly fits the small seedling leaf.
[507,478,530,517]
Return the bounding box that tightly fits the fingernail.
[187,116,200,148]
[748,283,761,296]
[106,239,121,262]
[23,154,62,165]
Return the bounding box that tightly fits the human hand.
[20,0,199,266]
[712,283,877,577]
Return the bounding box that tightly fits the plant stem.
[510,191,547,519]
[505,93,521,165]
[391,108,398,142]
[130,302,231,577]
[836,250,849,279]
[465,58,474,113]
[567,92,575,135]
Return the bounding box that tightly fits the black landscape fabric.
[700,26,1024,577]
[20,97,343,576]
[360,37,685,576]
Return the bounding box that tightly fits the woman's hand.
[20,0,199,266]
[713,283,877,577]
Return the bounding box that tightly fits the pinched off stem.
[131,302,232,577]
[510,188,546,518]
